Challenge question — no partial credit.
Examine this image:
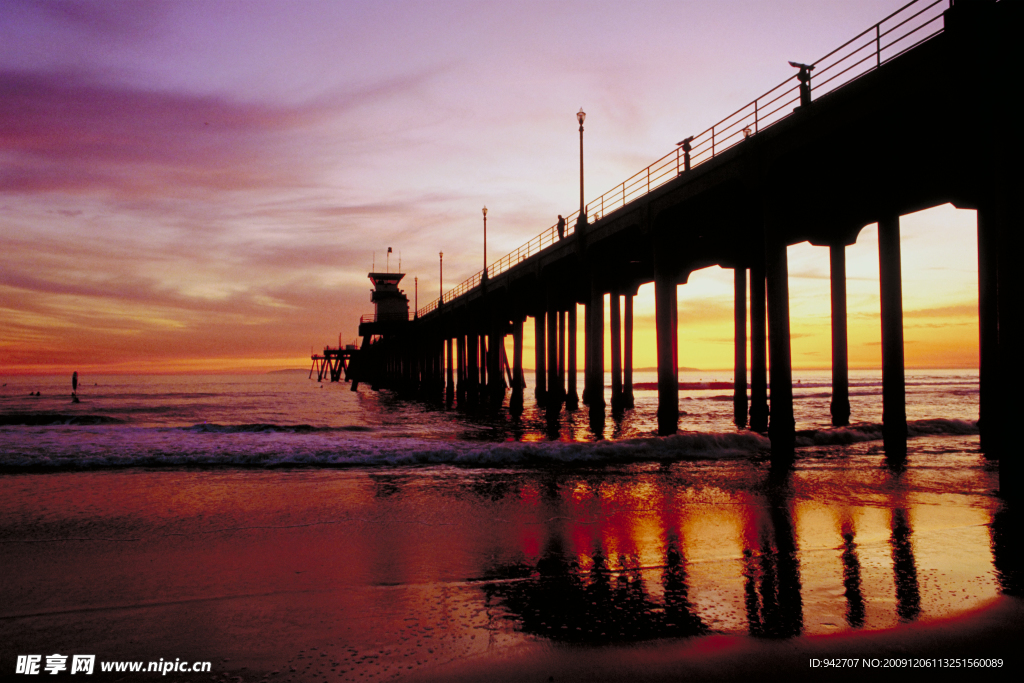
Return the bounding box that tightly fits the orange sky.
[0,1,975,376]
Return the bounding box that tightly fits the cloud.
[903,303,977,318]
[677,298,732,324]
[0,70,320,196]
[31,0,167,42]
[789,268,875,281]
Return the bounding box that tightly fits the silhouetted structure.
[344,1,1022,492]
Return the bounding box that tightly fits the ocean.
[1,369,1017,682]
[0,368,982,469]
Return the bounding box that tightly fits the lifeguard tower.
[359,272,409,335]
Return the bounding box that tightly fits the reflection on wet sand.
[990,502,1024,597]
[890,506,922,622]
[740,485,802,638]
[0,453,1014,681]
[481,523,708,643]
[467,462,1003,642]
[839,512,866,628]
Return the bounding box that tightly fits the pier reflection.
[481,534,708,643]
[839,513,866,628]
[990,502,1024,597]
[461,466,996,644]
[740,486,802,638]
[890,506,921,622]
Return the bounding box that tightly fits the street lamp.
[439,251,444,306]
[482,206,488,280]
[577,108,586,220]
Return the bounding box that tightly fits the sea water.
[0,369,1014,681]
[0,369,981,468]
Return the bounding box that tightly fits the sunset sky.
[0,0,979,375]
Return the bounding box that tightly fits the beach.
[1,381,1019,683]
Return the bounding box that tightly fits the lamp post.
[577,109,586,219]
[482,206,488,280]
[439,251,443,306]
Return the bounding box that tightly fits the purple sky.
[0,0,978,373]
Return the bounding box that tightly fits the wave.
[794,418,978,447]
[0,419,977,472]
[185,423,375,434]
[632,382,737,391]
[0,427,771,471]
[0,413,125,426]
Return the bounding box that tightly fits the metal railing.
[418,0,950,319]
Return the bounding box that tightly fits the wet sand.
[1,446,1020,682]
[410,597,1024,682]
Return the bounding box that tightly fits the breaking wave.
[0,418,980,472]
[0,426,771,471]
[795,418,978,447]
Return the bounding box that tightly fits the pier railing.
[417,0,949,318]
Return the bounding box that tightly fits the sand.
[1,465,1021,682]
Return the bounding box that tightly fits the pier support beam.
[558,310,566,401]
[586,275,606,409]
[654,248,678,435]
[488,326,503,404]
[734,267,748,428]
[456,334,466,405]
[534,315,546,404]
[445,337,454,405]
[624,291,635,409]
[830,243,851,427]
[992,191,1024,493]
[511,317,525,415]
[547,301,563,412]
[977,208,997,453]
[479,336,488,390]
[878,213,907,458]
[566,304,579,410]
[610,291,624,412]
[467,332,479,404]
[766,234,795,462]
[582,302,592,404]
[750,256,769,433]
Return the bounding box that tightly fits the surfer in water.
[72,371,80,403]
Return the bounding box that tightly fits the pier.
[340,1,1022,490]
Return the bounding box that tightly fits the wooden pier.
[337,1,1023,492]
[309,346,357,383]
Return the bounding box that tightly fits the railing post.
[876,24,881,67]
[755,100,759,133]
[712,125,716,156]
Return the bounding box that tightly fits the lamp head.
[482,205,487,217]
[577,108,586,125]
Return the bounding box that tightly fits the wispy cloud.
[0,70,323,196]
[903,302,977,318]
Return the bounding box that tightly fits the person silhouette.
[72,371,79,403]
[557,215,565,240]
